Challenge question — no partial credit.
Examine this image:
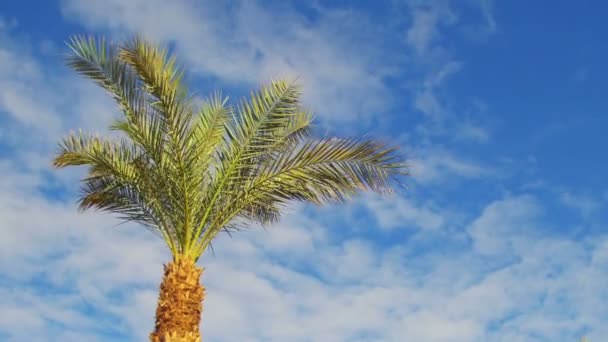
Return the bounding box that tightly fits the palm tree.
[53,36,407,341]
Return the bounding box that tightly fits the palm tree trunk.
[149,257,205,342]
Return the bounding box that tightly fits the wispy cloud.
[559,191,601,220]
[0,24,117,148]
[364,193,446,230]
[404,0,456,57]
[479,0,497,34]
[60,0,399,126]
[468,195,542,255]
[409,147,492,184]
[394,0,498,146]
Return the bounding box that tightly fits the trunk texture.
[150,257,205,342]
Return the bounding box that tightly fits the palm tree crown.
[54,36,407,261]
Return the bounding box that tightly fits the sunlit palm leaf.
[66,36,166,164]
[194,137,405,253]
[55,36,407,261]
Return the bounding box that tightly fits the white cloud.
[409,147,491,184]
[0,24,117,152]
[60,0,396,125]
[404,0,457,57]
[477,0,497,36]
[365,193,445,230]
[0,40,62,136]
[397,311,483,341]
[424,60,462,89]
[403,3,461,123]
[468,195,541,255]
[407,9,442,55]
[415,87,445,119]
[559,191,601,220]
[399,0,497,145]
[455,120,491,143]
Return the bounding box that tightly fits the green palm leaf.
[54,35,408,261]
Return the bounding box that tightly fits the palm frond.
[118,37,206,248]
[53,131,180,253]
[58,35,408,261]
[186,92,230,176]
[194,137,405,254]
[119,36,191,137]
[191,80,306,249]
[66,35,166,164]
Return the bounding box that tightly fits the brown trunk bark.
[149,257,205,342]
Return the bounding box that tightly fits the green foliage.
[54,36,408,260]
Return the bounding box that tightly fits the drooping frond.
[254,137,405,201]
[54,130,138,177]
[194,137,405,253]
[78,176,158,231]
[54,131,179,253]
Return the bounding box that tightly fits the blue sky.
[0,0,607,341]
